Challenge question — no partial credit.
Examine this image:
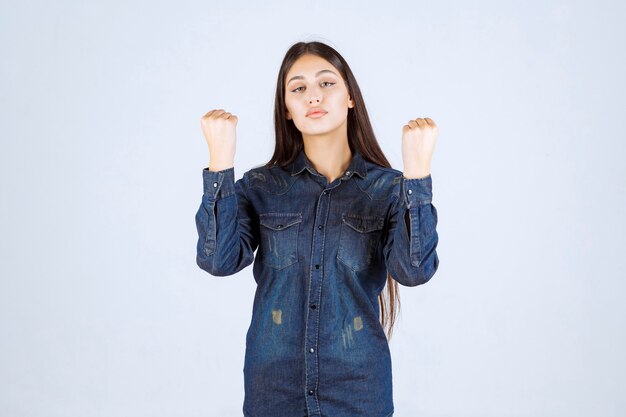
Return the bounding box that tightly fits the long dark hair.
[264,41,402,342]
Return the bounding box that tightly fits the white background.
[1,1,624,416]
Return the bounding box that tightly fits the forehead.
[285,54,339,83]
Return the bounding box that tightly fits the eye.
[290,81,336,93]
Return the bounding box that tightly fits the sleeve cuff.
[202,166,236,201]
[401,174,433,208]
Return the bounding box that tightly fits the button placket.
[303,187,332,415]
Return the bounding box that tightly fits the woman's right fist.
[200,109,238,171]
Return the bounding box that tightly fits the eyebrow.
[286,69,338,85]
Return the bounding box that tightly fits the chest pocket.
[337,214,385,272]
[258,212,302,270]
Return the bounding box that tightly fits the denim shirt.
[195,148,439,417]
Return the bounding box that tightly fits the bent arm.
[195,166,258,276]
[382,174,439,287]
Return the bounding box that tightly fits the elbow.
[392,251,439,287]
[196,253,231,277]
[196,246,254,277]
[418,251,439,286]
[400,268,432,288]
[409,234,440,286]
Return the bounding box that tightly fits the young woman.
[195,41,439,417]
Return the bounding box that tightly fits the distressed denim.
[195,149,439,417]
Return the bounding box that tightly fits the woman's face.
[284,54,354,137]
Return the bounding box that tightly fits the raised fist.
[200,109,238,171]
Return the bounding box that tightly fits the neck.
[302,132,352,184]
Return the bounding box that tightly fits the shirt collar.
[290,148,368,179]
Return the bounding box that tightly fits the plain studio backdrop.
[1,1,624,416]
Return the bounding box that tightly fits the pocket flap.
[259,212,303,231]
[341,214,384,233]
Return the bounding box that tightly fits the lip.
[307,110,328,118]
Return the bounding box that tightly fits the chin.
[301,127,338,137]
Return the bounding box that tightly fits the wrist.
[403,166,431,179]
[208,161,235,172]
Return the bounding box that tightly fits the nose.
[308,96,320,104]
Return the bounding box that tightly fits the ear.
[348,97,355,108]
[286,110,292,120]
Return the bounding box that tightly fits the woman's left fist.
[401,117,438,178]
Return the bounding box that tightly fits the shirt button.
[407,189,412,195]
[345,171,351,175]
[277,224,283,228]
[310,304,316,309]
[213,182,218,188]
[318,224,324,229]
[308,389,314,395]
[309,347,314,353]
